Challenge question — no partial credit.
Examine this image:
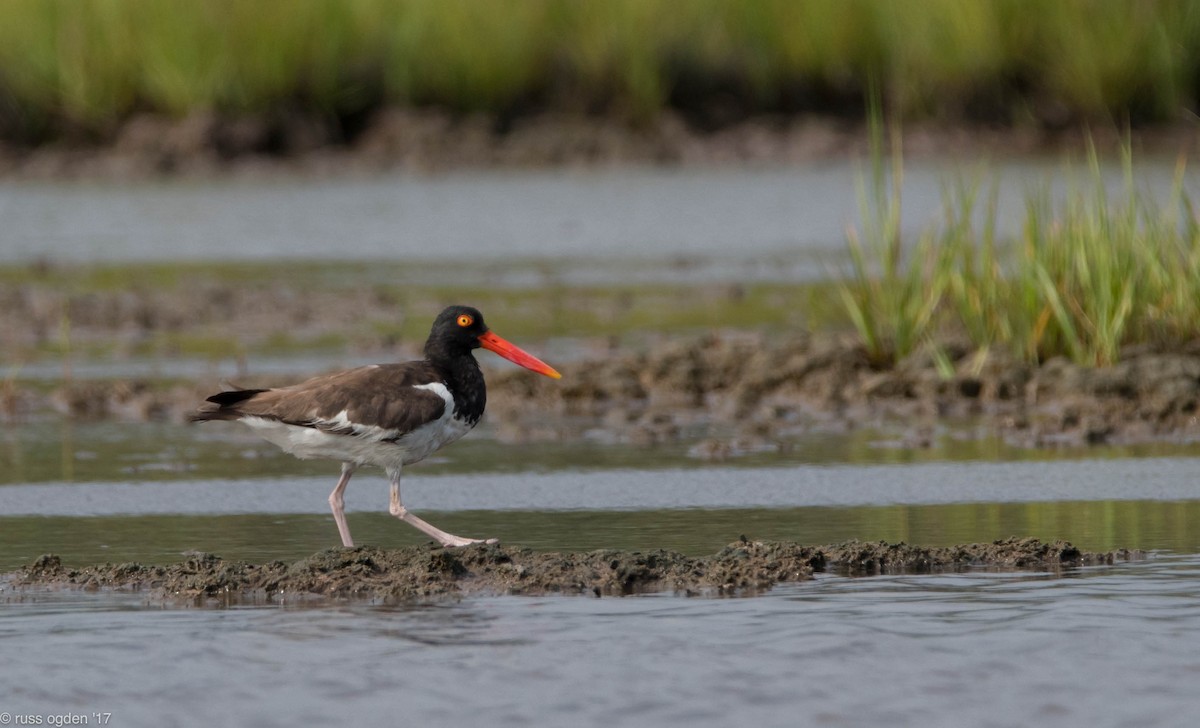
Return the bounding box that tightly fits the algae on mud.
[0,259,827,363]
[12,538,1140,604]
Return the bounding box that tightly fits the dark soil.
[1,106,1192,180]
[9,538,1138,605]
[490,332,1200,451]
[19,327,1200,450]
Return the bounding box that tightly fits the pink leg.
[328,462,356,547]
[386,466,497,548]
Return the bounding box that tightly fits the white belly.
[240,382,474,469]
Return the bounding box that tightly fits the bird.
[189,305,561,548]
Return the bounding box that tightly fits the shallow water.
[4,416,1200,727]
[3,556,1200,728]
[3,427,1200,728]
[4,160,1194,283]
[0,164,944,272]
[3,418,1200,566]
[3,418,1200,565]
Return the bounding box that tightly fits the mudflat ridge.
[23,331,1200,450]
[10,538,1141,605]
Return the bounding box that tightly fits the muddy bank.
[9,538,1138,604]
[493,332,1200,451]
[0,107,1191,180]
[13,329,1200,450]
[7,268,1200,448]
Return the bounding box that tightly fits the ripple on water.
[1,555,1199,727]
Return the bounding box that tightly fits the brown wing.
[191,362,448,437]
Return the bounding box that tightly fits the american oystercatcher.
[190,305,561,548]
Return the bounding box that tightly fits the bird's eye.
[457,314,474,327]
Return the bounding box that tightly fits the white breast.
[390,382,475,462]
[240,382,474,469]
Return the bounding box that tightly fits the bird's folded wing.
[209,363,450,438]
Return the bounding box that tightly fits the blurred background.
[1,0,1198,154]
[3,0,1200,563]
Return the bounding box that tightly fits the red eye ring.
[457,314,473,327]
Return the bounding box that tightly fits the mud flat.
[8,339,1198,448]
[9,267,1200,449]
[8,538,1140,605]
[24,330,1200,451]
[500,333,1200,450]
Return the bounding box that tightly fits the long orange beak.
[478,331,562,379]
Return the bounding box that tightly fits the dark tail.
[188,389,270,422]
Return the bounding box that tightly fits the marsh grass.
[2,0,1200,137]
[838,139,1200,367]
[836,104,952,367]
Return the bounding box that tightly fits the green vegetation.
[2,0,1200,140]
[836,112,951,367]
[837,137,1200,367]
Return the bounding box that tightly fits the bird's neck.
[430,352,486,425]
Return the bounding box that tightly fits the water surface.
[4,160,1194,283]
[3,409,1198,728]
[4,556,1199,728]
[3,420,1200,567]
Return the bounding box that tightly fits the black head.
[425,305,488,359]
[423,304,562,379]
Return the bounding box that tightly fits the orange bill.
[478,331,562,379]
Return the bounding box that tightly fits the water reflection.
[2,500,1197,570]
[6,419,1200,486]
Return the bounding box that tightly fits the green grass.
[835,102,953,367]
[837,137,1200,367]
[2,0,1200,139]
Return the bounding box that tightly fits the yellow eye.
[457,314,474,327]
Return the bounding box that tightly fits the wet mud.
[9,538,1139,605]
[12,326,1200,450]
[494,332,1200,450]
